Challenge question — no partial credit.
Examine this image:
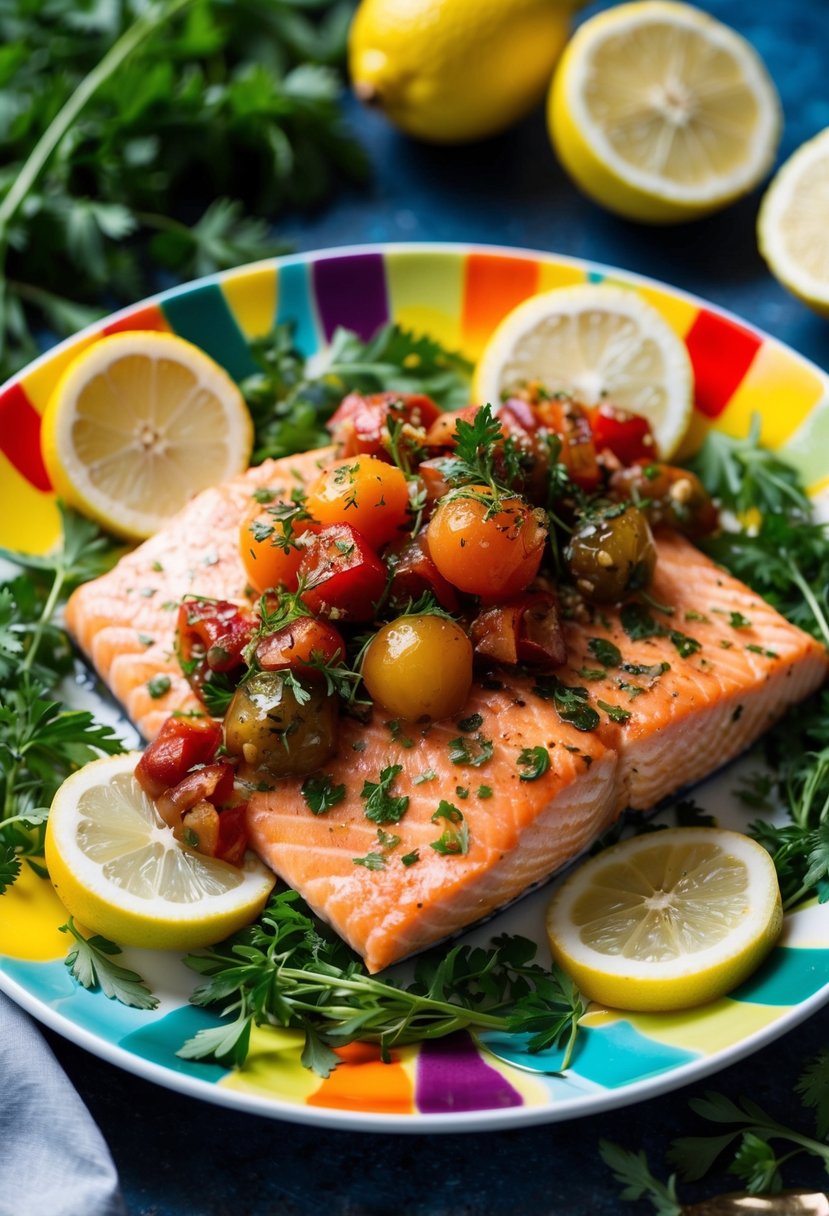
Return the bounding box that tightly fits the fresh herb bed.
[1,321,828,1083]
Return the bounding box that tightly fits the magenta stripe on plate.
[415,1033,524,1114]
[312,252,389,342]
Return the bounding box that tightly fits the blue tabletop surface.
[41,1,829,1212]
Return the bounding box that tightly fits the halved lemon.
[41,331,253,541]
[548,1,782,223]
[758,127,829,317]
[545,827,782,1011]
[45,753,275,951]
[474,284,694,458]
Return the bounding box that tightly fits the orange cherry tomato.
[426,488,547,600]
[240,499,317,594]
[304,455,410,550]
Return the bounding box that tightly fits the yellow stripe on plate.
[715,341,828,450]
[0,453,61,554]
[385,250,465,354]
[220,263,278,341]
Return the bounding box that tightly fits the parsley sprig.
[0,507,124,890]
[178,889,585,1075]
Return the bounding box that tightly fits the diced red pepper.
[255,617,346,672]
[176,598,255,693]
[470,592,566,668]
[591,403,658,465]
[297,524,387,621]
[386,532,460,612]
[135,715,223,799]
[155,762,236,832]
[328,392,442,458]
[216,804,249,867]
[536,399,601,492]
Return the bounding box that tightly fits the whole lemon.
[349,0,571,144]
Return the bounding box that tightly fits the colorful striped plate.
[1,243,828,1132]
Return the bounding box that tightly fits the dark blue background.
[43,1,829,1212]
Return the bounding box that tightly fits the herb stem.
[0,0,194,238]
[784,556,829,649]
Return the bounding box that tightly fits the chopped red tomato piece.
[386,532,460,612]
[536,399,601,491]
[155,761,236,832]
[216,804,249,867]
[328,392,442,458]
[255,617,346,672]
[134,715,223,799]
[176,598,255,693]
[298,524,387,621]
[470,592,566,668]
[591,403,658,465]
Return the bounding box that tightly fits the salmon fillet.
[65,461,829,973]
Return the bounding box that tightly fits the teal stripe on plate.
[120,1006,228,1083]
[276,260,320,357]
[162,283,258,381]
[731,946,829,1006]
[587,270,606,283]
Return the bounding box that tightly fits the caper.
[224,671,338,781]
[565,505,656,603]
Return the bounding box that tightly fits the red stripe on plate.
[0,383,51,491]
[103,304,170,335]
[685,309,762,418]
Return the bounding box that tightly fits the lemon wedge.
[545,828,782,1011]
[548,0,782,223]
[45,753,275,951]
[758,127,829,317]
[474,284,694,459]
[41,331,253,541]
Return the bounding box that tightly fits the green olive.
[224,671,337,780]
[565,505,656,603]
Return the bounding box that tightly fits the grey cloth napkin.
[0,991,126,1216]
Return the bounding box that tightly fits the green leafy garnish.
[61,919,157,1010]
[517,746,550,781]
[531,676,600,733]
[448,734,494,768]
[361,765,409,825]
[178,890,585,1075]
[301,773,346,816]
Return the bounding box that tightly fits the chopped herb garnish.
[147,674,171,699]
[448,733,494,768]
[621,660,670,678]
[455,786,469,799]
[577,667,608,681]
[401,850,421,867]
[361,765,409,824]
[617,680,646,699]
[413,769,437,785]
[598,700,632,724]
[138,634,155,647]
[353,852,386,871]
[301,774,346,816]
[588,638,622,668]
[457,712,484,732]
[386,719,414,748]
[532,676,600,733]
[517,746,550,781]
[746,643,778,658]
[430,802,469,856]
[684,610,710,623]
[477,785,493,799]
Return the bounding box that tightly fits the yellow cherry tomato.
[362,614,473,721]
[305,455,410,549]
[239,500,317,595]
[426,488,547,599]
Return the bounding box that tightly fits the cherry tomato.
[424,404,485,450]
[305,455,410,549]
[566,504,656,603]
[328,392,441,458]
[426,488,547,600]
[471,591,566,668]
[254,617,346,673]
[176,599,255,695]
[298,524,387,621]
[239,499,318,594]
[362,615,473,721]
[134,715,222,799]
[591,404,658,465]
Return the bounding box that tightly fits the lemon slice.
[45,753,275,950]
[758,127,829,317]
[41,331,253,541]
[548,0,782,223]
[545,827,782,1011]
[474,284,694,458]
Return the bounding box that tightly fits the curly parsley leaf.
[361,764,409,824]
[301,773,346,816]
